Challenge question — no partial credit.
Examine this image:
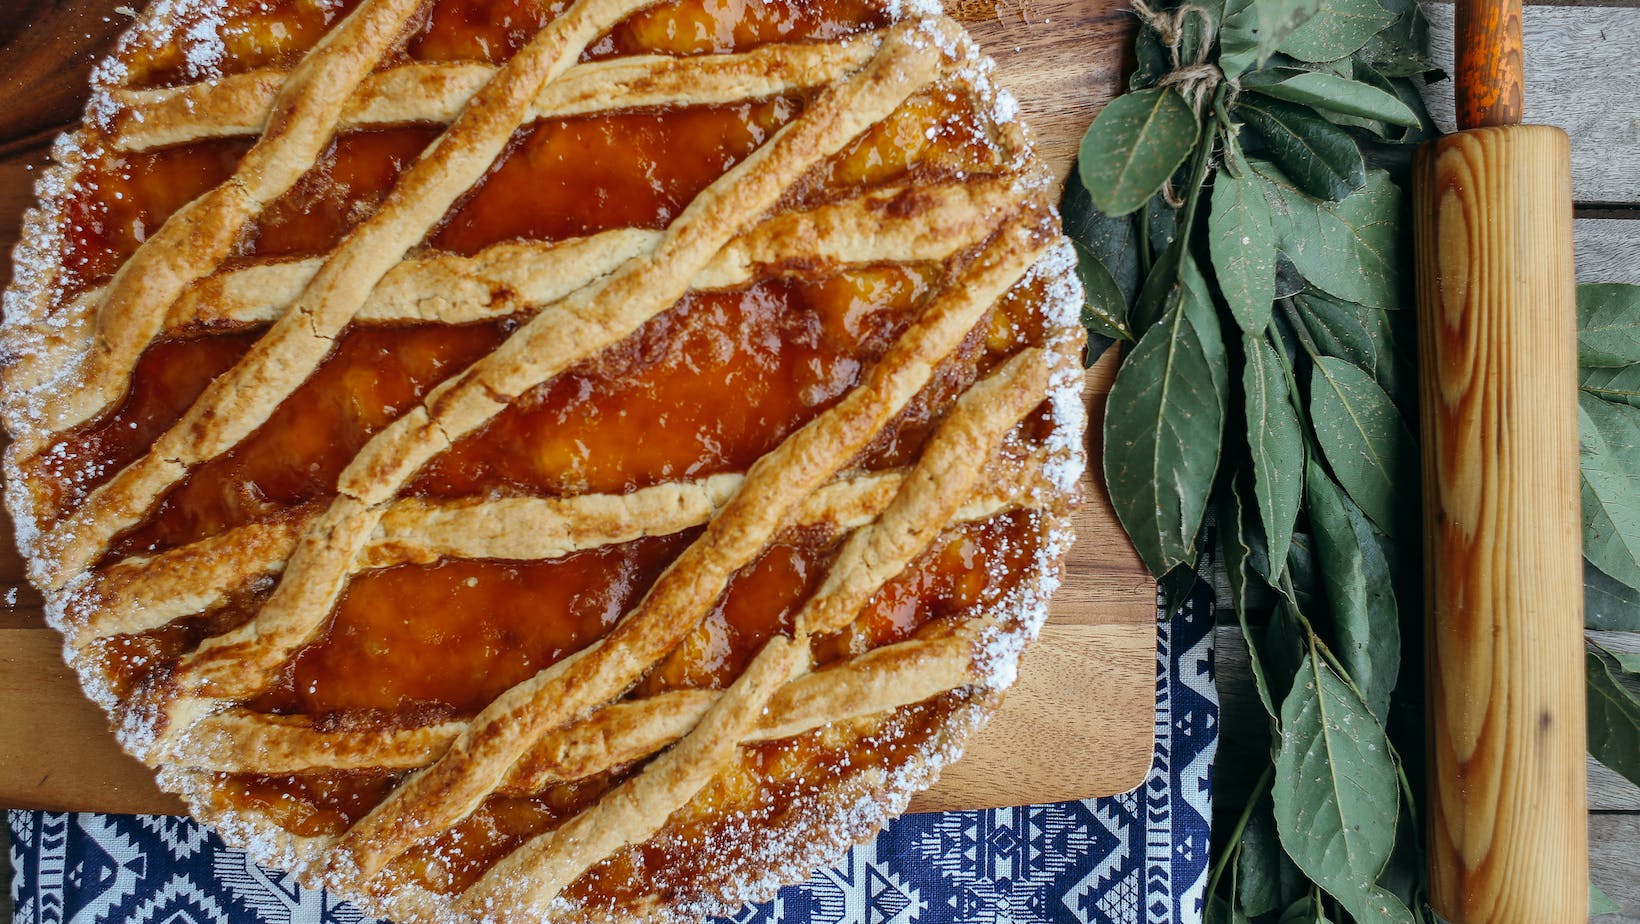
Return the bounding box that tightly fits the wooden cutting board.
[0,0,1151,817]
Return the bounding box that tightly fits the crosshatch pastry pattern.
[0,0,1088,920]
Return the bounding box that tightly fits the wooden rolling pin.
[1413,0,1588,919]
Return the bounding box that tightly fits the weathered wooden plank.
[1422,2,1640,206]
[1576,219,1640,285]
[1591,814,1640,921]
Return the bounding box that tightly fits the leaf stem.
[1395,756,1423,843]
[1174,90,1224,252]
[1204,762,1275,903]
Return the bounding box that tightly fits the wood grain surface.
[1415,124,1586,923]
[0,0,1156,818]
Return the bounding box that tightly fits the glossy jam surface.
[432,100,799,255]
[122,0,362,88]
[408,0,886,62]
[240,128,440,262]
[57,140,251,301]
[43,0,1064,899]
[414,265,933,497]
[252,532,695,715]
[113,323,508,556]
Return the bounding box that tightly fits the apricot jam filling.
[212,769,408,840]
[431,98,800,255]
[412,264,935,498]
[584,0,889,59]
[56,139,253,303]
[250,531,697,715]
[110,322,508,557]
[643,511,1042,694]
[785,85,1006,210]
[242,506,1029,729]
[87,574,276,700]
[32,333,259,520]
[121,0,363,89]
[237,126,441,262]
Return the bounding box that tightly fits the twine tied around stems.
[1131,0,1231,205]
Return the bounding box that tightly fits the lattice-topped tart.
[1,0,1087,918]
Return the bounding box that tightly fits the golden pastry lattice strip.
[11,179,1016,399]
[51,0,426,438]
[110,39,880,152]
[75,456,1044,646]
[171,629,979,778]
[37,0,695,588]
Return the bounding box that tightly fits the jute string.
[1131,0,1231,205]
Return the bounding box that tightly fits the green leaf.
[1073,239,1134,347]
[1591,883,1622,917]
[1355,886,1417,923]
[1258,165,1401,309]
[1278,897,1327,924]
[1274,653,1399,919]
[1103,259,1228,577]
[1586,559,1640,632]
[1305,462,1400,719]
[1237,804,1302,917]
[1238,96,1366,201]
[1209,894,1249,924]
[1295,291,1407,403]
[1600,643,1640,675]
[1582,364,1640,409]
[1148,190,1181,256]
[1078,88,1200,217]
[1210,171,1279,334]
[1286,531,1324,617]
[1251,71,1419,126]
[1223,473,1281,720]
[1245,337,1305,572]
[1132,26,1171,90]
[1578,282,1640,367]
[1586,648,1640,788]
[1357,0,1432,77]
[1353,62,1436,142]
[1580,394,1640,589]
[1062,166,1143,305]
[1279,0,1396,63]
[1132,239,1185,336]
[1220,0,1322,77]
[1309,355,1416,536]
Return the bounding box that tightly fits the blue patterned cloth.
[8,588,1216,924]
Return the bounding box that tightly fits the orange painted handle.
[1454,0,1525,128]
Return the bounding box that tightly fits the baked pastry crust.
[1,0,1087,920]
